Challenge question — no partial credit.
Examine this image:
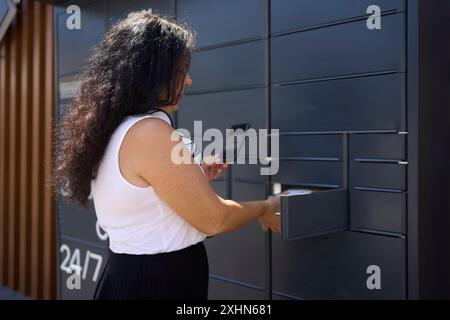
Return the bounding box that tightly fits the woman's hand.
[258,195,281,233]
[201,154,229,181]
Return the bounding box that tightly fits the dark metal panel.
[177,0,264,48]
[205,222,265,289]
[271,14,405,83]
[272,231,406,299]
[272,74,405,132]
[232,181,267,202]
[210,180,227,198]
[406,0,419,299]
[178,89,267,181]
[274,161,343,187]
[411,0,450,299]
[178,88,266,132]
[208,278,266,300]
[0,0,8,24]
[205,183,266,289]
[107,0,173,28]
[280,135,343,159]
[188,40,265,93]
[232,164,269,183]
[57,199,109,247]
[271,0,405,34]
[350,162,406,190]
[350,134,406,160]
[0,0,17,43]
[56,0,106,77]
[351,190,406,234]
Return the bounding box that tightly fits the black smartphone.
[222,123,251,163]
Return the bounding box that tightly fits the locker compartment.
[57,198,109,247]
[232,181,267,200]
[232,182,267,201]
[272,231,406,299]
[57,0,106,77]
[351,189,406,234]
[232,163,270,183]
[274,161,343,187]
[279,134,343,159]
[204,182,267,289]
[350,133,406,160]
[177,0,264,48]
[271,14,405,83]
[279,188,348,240]
[205,223,265,289]
[221,127,263,164]
[178,88,266,133]
[188,40,264,93]
[58,237,108,300]
[271,0,405,34]
[271,74,405,132]
[350,162,406,190]
[208,278,266,300]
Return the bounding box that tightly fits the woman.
[53,11,280,300]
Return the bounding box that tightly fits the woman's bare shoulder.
[127,117,176,146]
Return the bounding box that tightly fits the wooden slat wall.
[0,0,56,300]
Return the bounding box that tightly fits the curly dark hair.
[53,11,195,207]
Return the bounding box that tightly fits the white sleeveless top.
[91,111,207,254]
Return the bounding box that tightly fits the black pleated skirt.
[93,241,209,300]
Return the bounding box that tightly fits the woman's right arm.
[214,195,280,234]
[124,118,280,236]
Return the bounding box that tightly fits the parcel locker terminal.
[0,0,449,303]
[52,0,449,301]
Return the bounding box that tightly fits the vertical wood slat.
[0,0,56,299]
[19,0,32,295]
[30,0,43,298]
[0,20,8,286]
[7,11,19,291]
[43,2,56,300]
